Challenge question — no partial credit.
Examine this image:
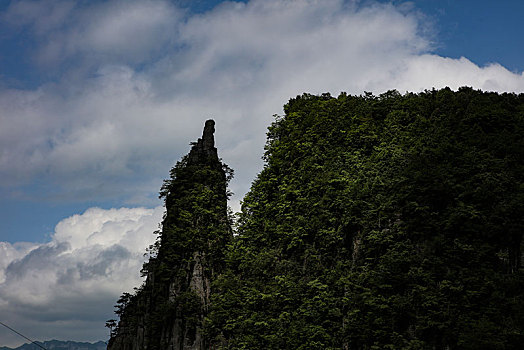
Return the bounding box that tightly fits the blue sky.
[413,0,524,72]
[1,0,523,347]
[1,0,524,245]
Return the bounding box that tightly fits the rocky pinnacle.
[188,119,218,164]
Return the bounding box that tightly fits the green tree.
[212,88,524,349]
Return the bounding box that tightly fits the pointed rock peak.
[202,119,215,151]
[188,119,218,164]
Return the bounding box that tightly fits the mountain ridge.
[109,88,524,349]
[0,340,106,350]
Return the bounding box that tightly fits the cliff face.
[208,89,524,349]
[109,89,524,349]
[108,120,232,350]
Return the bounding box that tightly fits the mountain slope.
[108,120,232,350]
[210,88,524,349]
[109,88,524,349]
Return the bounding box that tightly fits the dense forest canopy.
[109,88,524,350]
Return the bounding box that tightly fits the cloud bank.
[1,0,524,346]
[0,206,162,346]
[2,0,524,206]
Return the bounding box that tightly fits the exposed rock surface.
[108,120,231,350]
[188,120,217,164]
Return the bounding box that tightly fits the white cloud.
[46,0,179,66]
[2,0,524,208]
[2,0,524,346]
[0,242,38,284]
[3,0,181,67]
[0,206,162,346]
[392,55,524,92]
[3,0,75,34]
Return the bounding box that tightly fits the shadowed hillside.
[108,120,232,350]
[109,88,524,349]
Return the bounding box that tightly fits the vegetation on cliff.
[108,120,233,350]
[110,88,524,349]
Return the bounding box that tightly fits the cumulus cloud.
[0,206,162,346]
[0,0,519,205]
[0,242,38,283]
[2,0,524,209]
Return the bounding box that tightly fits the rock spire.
[188,119,217,164]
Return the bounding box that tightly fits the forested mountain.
[109,88,524,349]
[107,120,232,350]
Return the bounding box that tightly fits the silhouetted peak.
[188,119,218,164]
